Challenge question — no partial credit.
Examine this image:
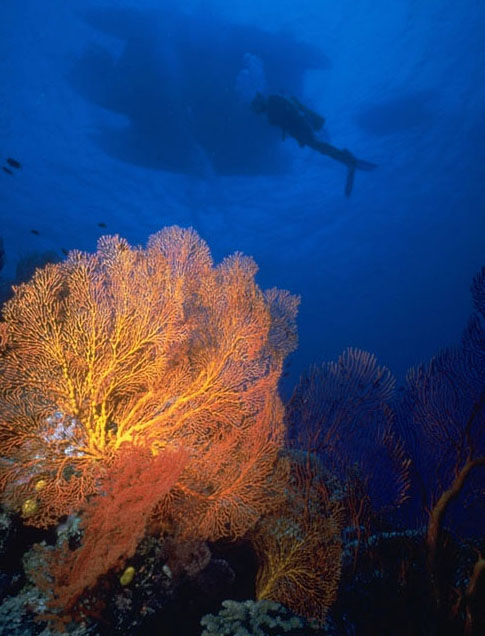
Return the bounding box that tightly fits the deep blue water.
[0,2,484,633]
[1,0,483,395]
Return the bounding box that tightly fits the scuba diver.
[251,92,376,197]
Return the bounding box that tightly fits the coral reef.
[251,454,343,623]
[0,226,300,628]
[0,230,483,634]
[0,227,298,535]
[200,599,322,636]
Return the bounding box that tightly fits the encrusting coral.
[200,599,322,636]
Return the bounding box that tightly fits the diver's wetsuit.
[252,93,376,196]
[264,94,316,147]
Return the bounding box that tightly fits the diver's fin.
[345,164,356,197]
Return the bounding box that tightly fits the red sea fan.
[38,445,188,614]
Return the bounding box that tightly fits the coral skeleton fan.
[0,226,299,534]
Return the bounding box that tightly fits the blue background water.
[1,0,484,395]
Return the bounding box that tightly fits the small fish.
[6,158,21,169]
[2,166,13,175]
[31,229,40,236]
[61,248,69,256]
[97,222,107,228]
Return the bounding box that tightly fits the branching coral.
[397,272,485,618]
[397,270,484,546]
[247,348,414,625]
[0,226,299,535]
[34,445,188,615]
[251,454,343,624]
[286,347,411,515]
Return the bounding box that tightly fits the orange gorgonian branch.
[32,445,189,619]
[252,452,343,624]
[0,226,299,533]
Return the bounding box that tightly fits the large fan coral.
[0,226,298,536]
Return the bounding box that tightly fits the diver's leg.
[312,141,376,170]
[345,165,356,197]
[310,141,376,196]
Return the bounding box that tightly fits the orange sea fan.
[252,453,343,624]
[0,226,299,530]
